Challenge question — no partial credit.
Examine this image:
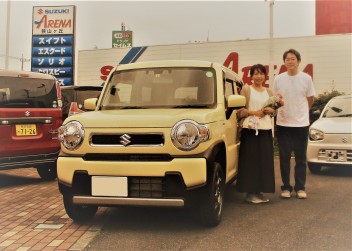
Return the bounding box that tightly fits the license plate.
[15,124,37,136]
[326,150,347,162]
[92,176,128,197]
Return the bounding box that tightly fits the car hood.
[64,108,223,128]
[310,117,352,134]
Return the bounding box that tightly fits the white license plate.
[326,150,347,162]
[91,176,128,197]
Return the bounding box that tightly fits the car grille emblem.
[25,111,30,117]
[120,134,131,146]
[342,137,348,143]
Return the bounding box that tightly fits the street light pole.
[268,0,275,88]
[5,0,11,70]
[20,54,30,71]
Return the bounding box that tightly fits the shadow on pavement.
[0,170,44,188]
[101,206,205,231]
[311,166,352,177]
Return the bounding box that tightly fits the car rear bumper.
[0,151,59,169]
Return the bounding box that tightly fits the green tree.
[310,90,345,124]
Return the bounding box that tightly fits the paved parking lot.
[0,168,106,251]
[1,160,351,251]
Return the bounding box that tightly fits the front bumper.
[307,140,352,167]
[58,157,207,187]
[72,196,184,207]
[57,156,207,207]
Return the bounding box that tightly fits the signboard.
[31,6,75,86]
[112,31,133,48]
[316,0,352,35]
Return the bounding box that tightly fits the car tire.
[36,163,57,180]
[308,163,322,174]
[63,196,98,222]
[199,162,225,227]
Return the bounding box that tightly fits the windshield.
[0,77,58,108]
[322,97,352,118]
[100,67,216,110]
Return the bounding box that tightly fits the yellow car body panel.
[58,157,206,187]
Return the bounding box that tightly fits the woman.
[236,64,276,204]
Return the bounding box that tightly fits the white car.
[307,95,352,173]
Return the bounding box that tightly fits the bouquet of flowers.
[247,94,284,136]
[262,94,285,110]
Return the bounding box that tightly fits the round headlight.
[171,120,209,151]
[309,128,324,141]
[58,121,85,150]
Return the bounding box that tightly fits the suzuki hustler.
[57,60,245,226]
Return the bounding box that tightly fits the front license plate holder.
[92,176,128,197]
[326,150,346,162]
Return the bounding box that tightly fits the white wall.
[77,34,352,95]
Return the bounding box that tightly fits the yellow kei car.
[57,60,245,227]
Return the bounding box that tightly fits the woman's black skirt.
[236,128,275,193]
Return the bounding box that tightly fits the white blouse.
[242,86,273,130]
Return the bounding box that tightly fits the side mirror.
[84,98,98,111]
[227,95,246,108]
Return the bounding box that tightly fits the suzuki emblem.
[120,134,131,146]
[25,111,30,117]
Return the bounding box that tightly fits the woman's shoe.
[256,193,270,203]
[245,193,268,204]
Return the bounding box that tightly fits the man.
[273,49,316,199]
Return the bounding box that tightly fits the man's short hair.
[283,49,301,62]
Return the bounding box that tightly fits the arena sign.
[31,6,76,86]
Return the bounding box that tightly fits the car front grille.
[129,177,165,198]
[90,133,164,146]
[83,153,172,162]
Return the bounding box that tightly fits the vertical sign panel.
[32,6,75,86]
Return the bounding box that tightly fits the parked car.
[0,70,62,180]
[57,60,245,226]
[61,85,103,120]
[307,95,352,173]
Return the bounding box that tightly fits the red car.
[0,70,62,180]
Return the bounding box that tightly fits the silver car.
[307,95,352,173]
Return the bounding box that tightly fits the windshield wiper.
[172,105,209,108]
[326,114,352,118]
[120,106,146,109]
[334,114,352,117]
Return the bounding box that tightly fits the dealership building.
[76,1,351,95]
[77,33,351,95]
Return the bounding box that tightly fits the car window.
[100,67,216,109]
[323,97,352,118]
[0,77,58,108]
